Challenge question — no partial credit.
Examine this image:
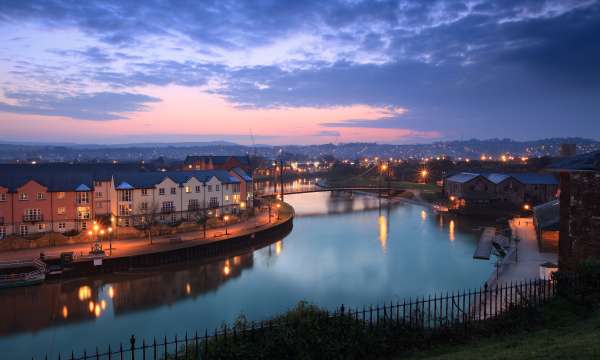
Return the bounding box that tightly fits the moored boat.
[0,259,46,288]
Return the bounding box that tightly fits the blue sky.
[0,0,599,144]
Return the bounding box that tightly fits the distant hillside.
[0,138,597,162]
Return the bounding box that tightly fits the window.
[185,186,191,193]
[81,221,87,230]
[140,202,148,211]
[209,197,219,208]
[57,192,65,199]
[58,223,66,231]
[24,208,42,221]
[20,225,28,237]
[195,186,201,193]
[225,195,230,201]
[233,184,240,193]
[188,199,199,210]
[161,201,175,213]
[119,190,132,202]
[95,191,103,198]
[0,226,6,239]
[159,188,165,195]
[77,207,90,220]
[170,187,176,195]
[141,188,149,196]
[38,223,46,231]
[225,184,229,191]
[119,204,132,216]
[0,193,6,202]
[37,192,45,200]
[207,185,212,192]
[57,207,66,215]
[93,181,103,187]
[77,192,89,204]
[19,192,28,201]
[215,185,220,192]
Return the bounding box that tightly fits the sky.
[0,0,599,145]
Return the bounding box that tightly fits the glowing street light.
[223,215,230,235]
[276,203,282,220]
[523,204,531,211]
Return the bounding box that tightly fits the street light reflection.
[78,286,92,301]
[421,210,427,222]
[378,215,387,252]
[449,220,455,241]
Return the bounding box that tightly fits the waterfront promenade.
[0,207,290,263]
[488,217,557,286]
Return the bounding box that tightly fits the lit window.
[38,223,46,231]
[57,207,66,215]
[19,193,28,201]
[185,186,191,193]
[37,192,45,200]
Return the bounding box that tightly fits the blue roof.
[231,167,252,182]
[511,173,558,185]
[446,173,480,183]
[485,173,511,184]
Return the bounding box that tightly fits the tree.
[135,201,161,245]
[190,205,208,239]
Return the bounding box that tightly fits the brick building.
[550,151,600,270]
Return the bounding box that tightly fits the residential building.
[444,172,559,209]
[0,164,249,238]
[183,155,252,172]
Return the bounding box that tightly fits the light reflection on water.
[0,191,491,359]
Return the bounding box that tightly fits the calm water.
[0,192,491,359]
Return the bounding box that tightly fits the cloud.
[0,91,161,120]
[0,0,599,140]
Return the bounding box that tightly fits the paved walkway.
[0,209,286,262]
[490,217,558,285]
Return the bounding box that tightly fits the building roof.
[231,167,252,182]
[533,199,560,231]
[0,164,246,192]
[445,172,481,183]
[446,172,558,186]
[510,173,559,185]
[548,151,600,172]
[485,173,511,184]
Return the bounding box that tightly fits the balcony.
[161,208,175,214]
[23,214,43,222]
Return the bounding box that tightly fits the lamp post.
[108,227,113,256]
[276,203,281,220]
[224,215,230,235]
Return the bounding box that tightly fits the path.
[492,217,557,285]
[0,209,282,262]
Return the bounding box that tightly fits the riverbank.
[0,203,294,278]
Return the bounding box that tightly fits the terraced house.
[444,172,559,210]
[0,164,252,239]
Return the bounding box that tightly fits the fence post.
[130,335,136,360]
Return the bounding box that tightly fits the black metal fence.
[38,275,598,360]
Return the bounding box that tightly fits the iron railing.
[34,275,600,360]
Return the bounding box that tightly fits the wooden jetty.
[473,227,496,260]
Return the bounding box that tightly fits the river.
[0,191,492,359]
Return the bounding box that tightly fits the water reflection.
[0,251,264,336]
[378,215,388,253]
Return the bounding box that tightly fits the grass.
[404,300,600,360]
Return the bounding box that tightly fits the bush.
[62,229,81,237]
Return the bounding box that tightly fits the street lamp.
[276,203,281,220]
[224,215,230,235]
[108,227,113,256]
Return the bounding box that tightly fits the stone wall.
[560,172,600,270]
